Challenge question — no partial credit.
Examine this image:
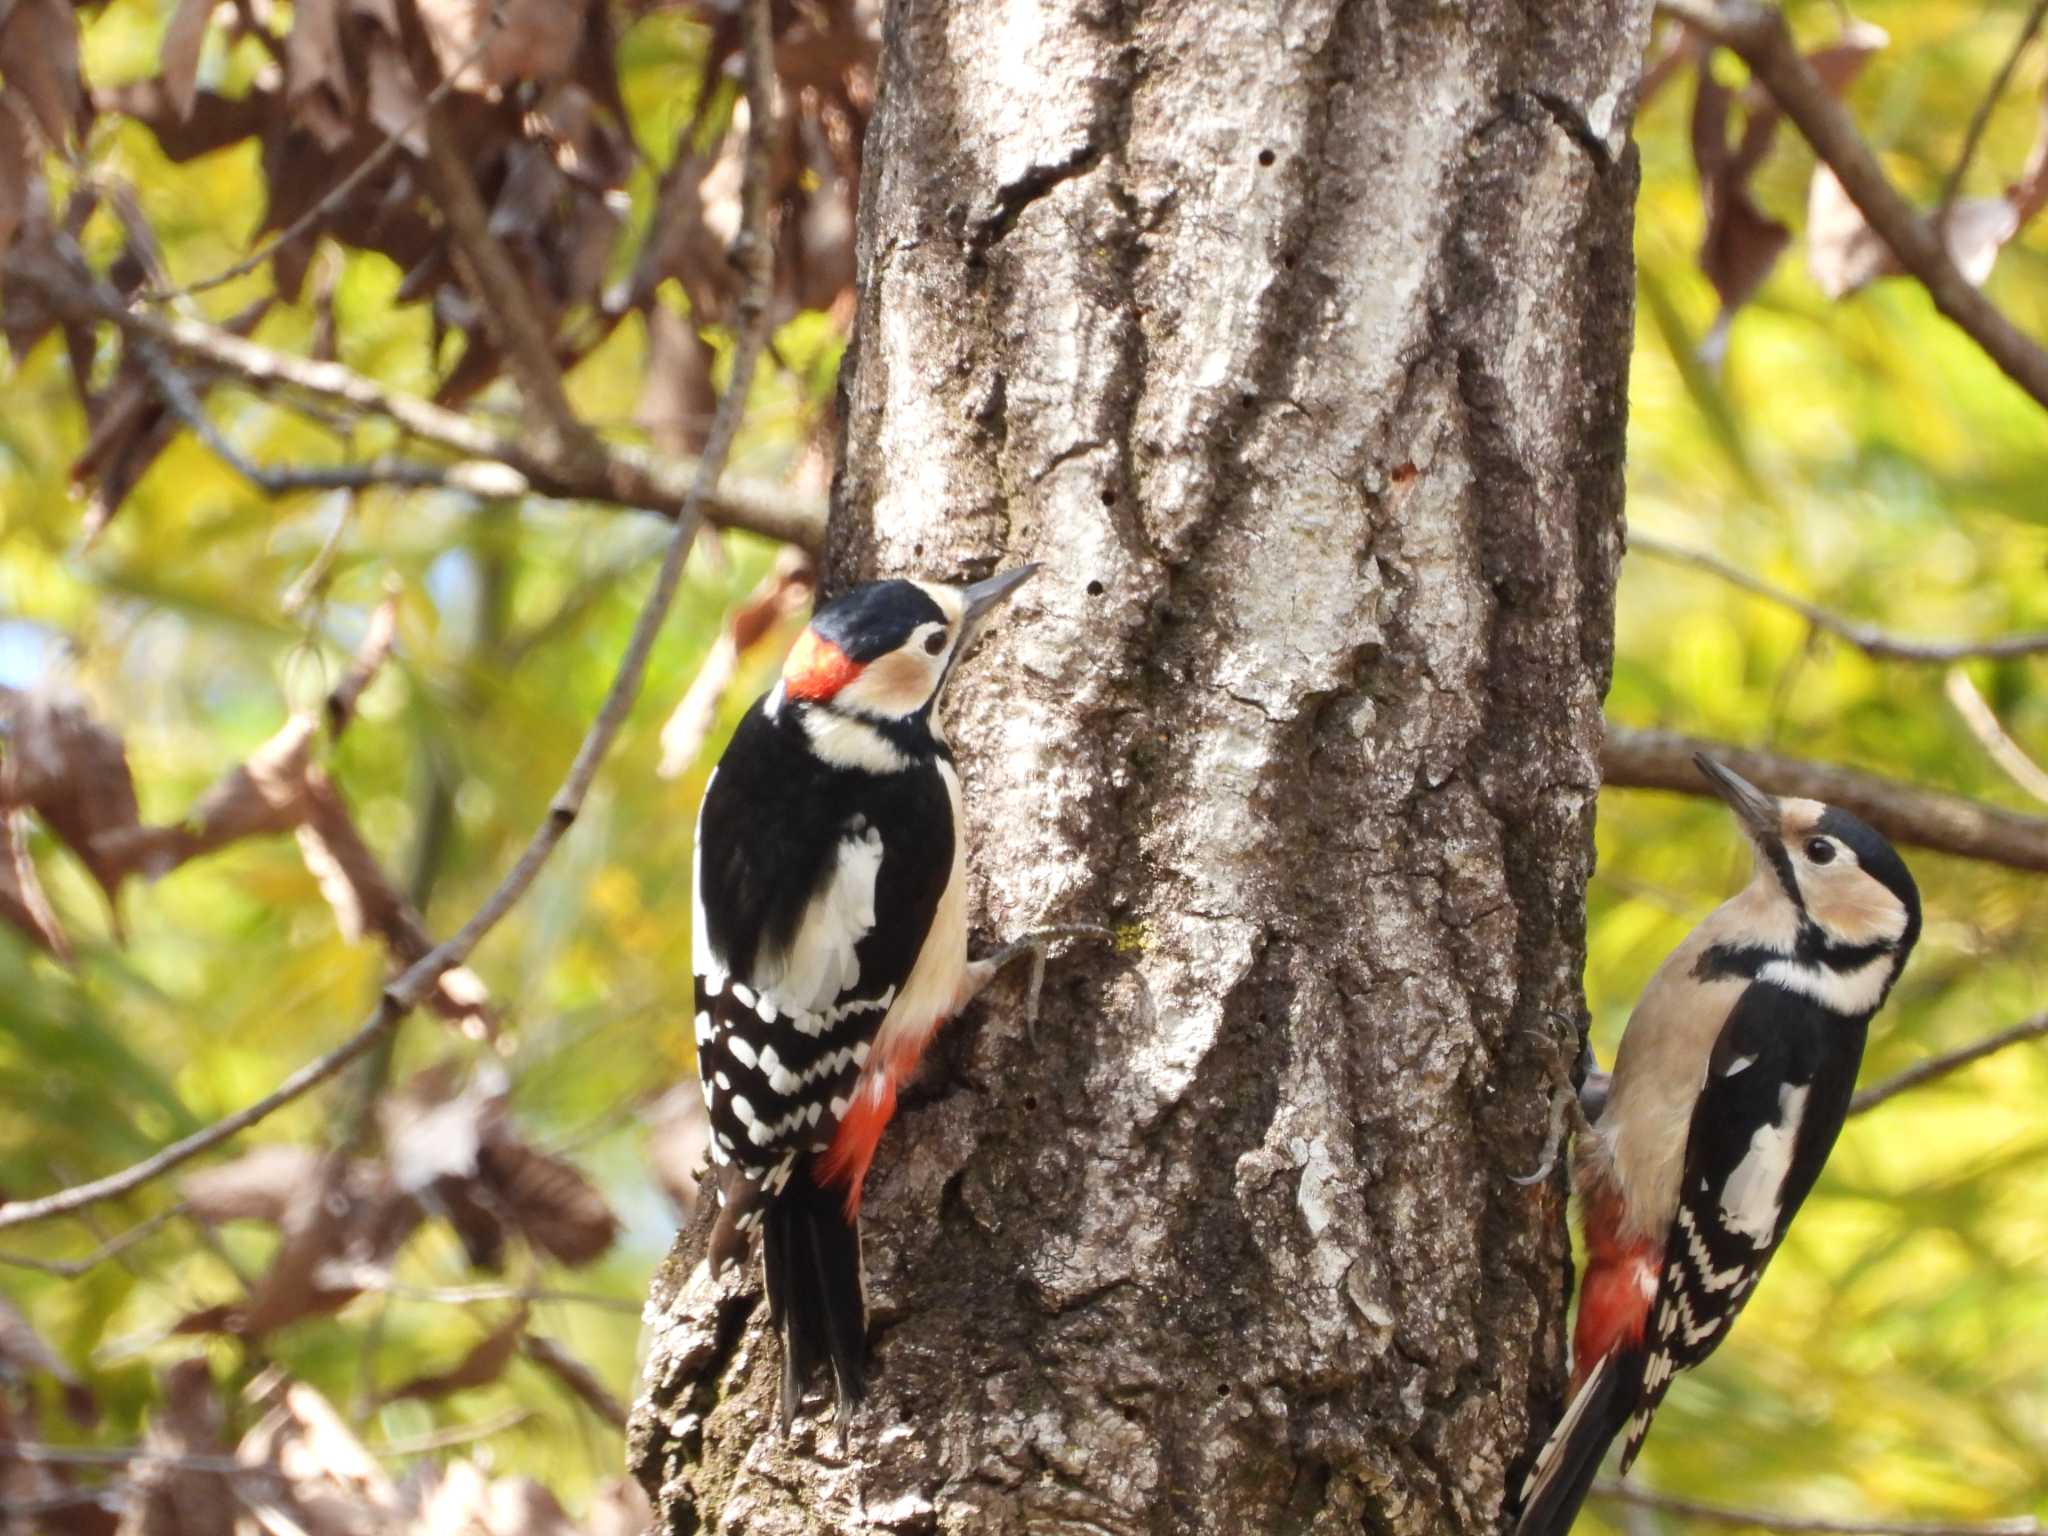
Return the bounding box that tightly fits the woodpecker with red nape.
[1514,755,1919,1536]
[690,564,1044,1432]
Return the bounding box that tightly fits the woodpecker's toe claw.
[1511,1081,1576,1186]
[965,923,1117,1041]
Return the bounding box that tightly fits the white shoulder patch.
[1719,1082,1809,1247]
[801,709,913,774]
[753,820,886,1013]
[1758,955,1892,1016]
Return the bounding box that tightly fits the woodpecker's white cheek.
[837,648,942,719]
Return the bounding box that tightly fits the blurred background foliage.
[0,0,2042,1528]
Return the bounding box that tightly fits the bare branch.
[1660,0,2048,410]
[0,0,783,1236]
[326,579,402,739]
[0,1008,398,1232]
[1937,0,2048,224]
[1594,1481,2043,1536]
[1601,724,2048,873]
[136,341,491,498]
[0,1204,186,1277]
[3,248,825,553]
[1944,668,2048,805]
[1852,1010,2048,1116]
[318,1267,642,1314]
[1631,534,2048,663]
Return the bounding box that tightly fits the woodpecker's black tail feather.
[760,1163,866,1434]
[1512,1350,1644,1536]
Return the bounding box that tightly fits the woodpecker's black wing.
[1620,982,1868,1469]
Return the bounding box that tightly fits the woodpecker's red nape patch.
[782,628,863,701]
[1573,1185,1658,1389]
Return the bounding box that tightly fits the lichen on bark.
[631,1,1651,1530]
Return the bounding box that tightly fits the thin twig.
[1601,724,2048,873]
[144,10,508,302]
[1659,0,2048,409]
[376,1406,534,1456]
[1593,1481,2043,1535]
[320,1269,642,1314]
[137,342,495,498]
[0,0,783,1236]
[0,1204,187,1277]
[1632,535,2048,663]
[0,1444,281,1481]
[1943,667,2048,805]
[1936,0,2048,224]
[1851,1010,2048,1115]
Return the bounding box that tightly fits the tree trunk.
[631,1,1650,1530]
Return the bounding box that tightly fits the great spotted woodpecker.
[1515,755,1920,1536]
[690,564,1039,1431]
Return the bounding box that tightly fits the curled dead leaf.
[121,1356,235,1536]
[0,686,143,904]
[381,1305,529,1404]
[159,0,218,124]
[1807,165,2020,298]
[1,809,71,959]
[238,1375,397,1536]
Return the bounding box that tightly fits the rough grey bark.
[631,1,1649,1530]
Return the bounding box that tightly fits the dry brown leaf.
[182,1143,326,1226]
[0,105,30,257]
[645,1084,709,1218]
[382,1305,529,1404]
[476,1125,618,1268]
[522,1334,626,1428]
[119,1357,235,1536]
[160,0,219,124]
[1,808,71,959]
[284,0,355,151]
[404,1460,580,1536]
[1689,21,1886,349]
[418,0,590,91]
[0,0,88,148]
[657,548,814,779]
[238,1375,397,1536]
[0,685,143,903]
[227,1153,362,1336]
[1807,165,2019,298]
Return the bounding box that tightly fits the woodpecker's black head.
[1695,754,1921,967]
[777,566,1038,724]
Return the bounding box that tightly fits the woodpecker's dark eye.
[1805,838,1836,865]
[924,630,948,656]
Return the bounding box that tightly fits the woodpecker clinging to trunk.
[1515,755,1920,1536]
[689,563,1043,1433]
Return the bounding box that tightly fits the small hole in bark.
[1022,1095,1038,1111]
[1086,580,1105,597]
[1239,393,1256,409]
[1282,253,1297,270]
[1217,1382,1231,1395]
[1258,148,1276,167]
[912,542,924,557]
[1100,488,1118,507]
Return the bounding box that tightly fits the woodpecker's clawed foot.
[1511,1018,1601,1186]
[963,923,1117,1038]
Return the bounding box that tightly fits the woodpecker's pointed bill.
[1694,754,1777,841]
[688,564,1038,1433]
[1514,756,1919,1536]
